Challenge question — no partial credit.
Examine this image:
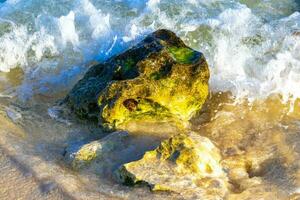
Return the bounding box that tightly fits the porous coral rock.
[115,132,228,198]
[65,29,209,132]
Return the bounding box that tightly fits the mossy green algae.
[65,29,210,132]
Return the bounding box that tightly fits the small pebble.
[6,107,22,122]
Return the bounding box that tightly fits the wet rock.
[65,131,130,170]
[115,132,227,198]
[64,131,162,172]
[65,29,209,131]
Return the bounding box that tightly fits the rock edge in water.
[64,29,210,132]
[64,131,129,170]
[65,131,228,198]
[115,132,228,198]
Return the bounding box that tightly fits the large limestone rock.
[65,29,210,131]
[115,132,228,198]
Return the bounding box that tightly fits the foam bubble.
[58,11,79,47]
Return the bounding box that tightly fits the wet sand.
[0,146,72,200]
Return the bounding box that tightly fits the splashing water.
[0,0,299,102]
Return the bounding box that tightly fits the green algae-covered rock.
[65,29,209,130]
[115,132,228,198]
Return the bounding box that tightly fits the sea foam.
[0,0,299,104]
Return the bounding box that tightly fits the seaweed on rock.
[65,29,210,132]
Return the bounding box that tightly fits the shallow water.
[0,0,300,199]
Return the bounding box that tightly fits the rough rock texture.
[65,29,209,130]
[115,132,228,198]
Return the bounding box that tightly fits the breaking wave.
[0,0,300,102]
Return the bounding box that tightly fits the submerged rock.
[115,132,228,198]
[64,131,162,172]
[65,29,209,131]
[65,131,129,170]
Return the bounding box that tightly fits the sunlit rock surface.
[65,29,209,131]
[115,132,228,199]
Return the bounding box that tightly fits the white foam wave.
[58,11,79,47]
[0,0,116,74]
[0,0,300,103]
[76,0,111,40]
[209,7,300,102]
[0,24,57,72]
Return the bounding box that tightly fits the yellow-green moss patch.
[168,46,199,64]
